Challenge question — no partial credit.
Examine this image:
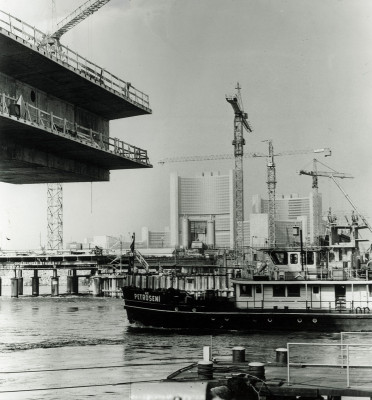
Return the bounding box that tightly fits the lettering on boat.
[134,292,161,302]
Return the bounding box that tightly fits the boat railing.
[287,340,372,388]
[235,298,372,312]
[0,92,150,165]
[257,267,370,281]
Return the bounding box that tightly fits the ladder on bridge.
[135,250,150,273]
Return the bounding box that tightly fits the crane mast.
[265,140,277,246]
[226,84,253,262]
[45,0,112,250]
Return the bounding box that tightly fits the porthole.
[267,318,272,323]
[312,318,317,324]
[297,318,302,323]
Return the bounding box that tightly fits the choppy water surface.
[0,286,366,400]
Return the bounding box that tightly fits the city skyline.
[0,0,371,250]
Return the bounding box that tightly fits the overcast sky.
[0,0,371,249]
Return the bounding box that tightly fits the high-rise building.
[170,171,234,249]
[252,192,322,245]
[141,227,170,248]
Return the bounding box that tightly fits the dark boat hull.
[123,288,372,332]
[125,304,372,332]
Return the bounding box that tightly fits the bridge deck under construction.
[0,10,152,183]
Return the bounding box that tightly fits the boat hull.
[123,298,372,332]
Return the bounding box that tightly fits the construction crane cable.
[329,176,372,234]
[315,158,341,173]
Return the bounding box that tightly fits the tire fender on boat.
[297,318,302,323]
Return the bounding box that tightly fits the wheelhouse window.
[273,285,286,297]
[306,252,314,265]
[290,253,299,264]
[271,252,288,265]
[287,285,301,297]
[240,285,252,297]
[313,286,320,294]
[255,285,262,294]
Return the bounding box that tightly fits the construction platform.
[0,10,152,183]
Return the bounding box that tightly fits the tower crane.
[225,83,253,262]
[159,143,331,254]
[298,159,353,244]
[261,141,331,246]
[45,0,112,250]
[41,0,111,47]
[299,160,372,234]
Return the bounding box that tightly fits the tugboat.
[123,215,372,332]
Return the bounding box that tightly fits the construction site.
[0,0,154,296]
[0,1,371,299]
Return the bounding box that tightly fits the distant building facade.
[170,171,235,249]
[252,192,322,245]
[141,227,170,248]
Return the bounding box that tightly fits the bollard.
[232,346,246,363]
[10,277,19,298]
[197,360,213,380]
[248,362,265,381]
[92,276,102,296]
[32,269,39,296]
[275,348,288,364]
[17,270,23,296]
[51,270,59,296]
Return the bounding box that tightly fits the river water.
[0,285,368,400]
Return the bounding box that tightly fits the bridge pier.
[11,270,18,298]
[67,270,79,295]
[92,275,102,297]
[51,269,59,296]
[32,269,40,296]
[17,269,23,295]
